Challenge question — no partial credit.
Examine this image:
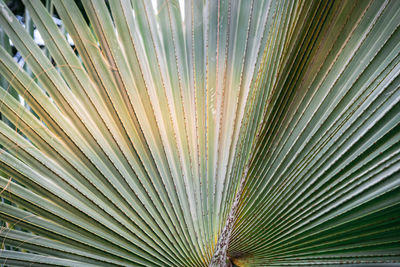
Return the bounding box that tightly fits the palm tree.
[0,0,399,266]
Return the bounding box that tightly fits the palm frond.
[0,0,399,266]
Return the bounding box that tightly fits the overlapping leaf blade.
[0,0,398,266]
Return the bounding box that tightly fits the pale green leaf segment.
[0,0,398,266]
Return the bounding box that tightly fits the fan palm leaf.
[0,0,399,266]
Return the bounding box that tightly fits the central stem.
[209,166,249,266]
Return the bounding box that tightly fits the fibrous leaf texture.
[0,0,399,266]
